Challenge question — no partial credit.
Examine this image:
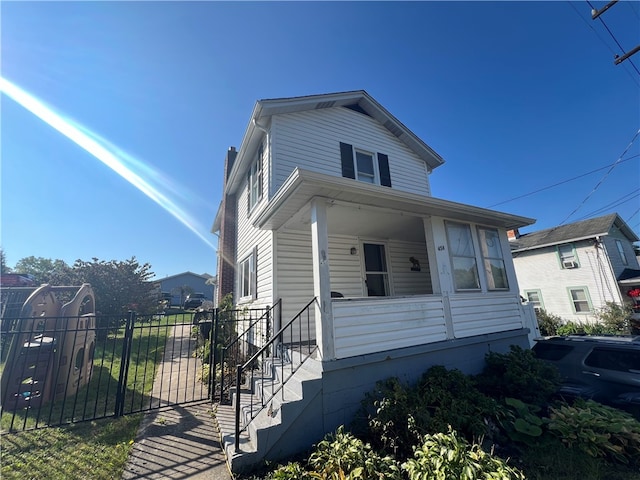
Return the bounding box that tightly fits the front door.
[363,243,390,296]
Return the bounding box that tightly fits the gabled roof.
[156,271,214,282]
[225,90,445,194]
[511,213,638,252]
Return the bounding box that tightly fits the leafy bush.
[546,400,640,465]
[556,321,610,336]
[268,461,315,480]
[307,426,402,480]
[402,427,525,480]
[475,345,561,406]
[497,397,544,447]
[596,302,634,334]
[536,309,564,336]
[361,367,496,460]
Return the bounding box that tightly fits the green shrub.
[307,426,402,480]
[497,397,544,447]
[556,321,610,336]
[596,302,634,334]
[402,427,525,480]
[361,367,496,460]
[536,309,564,336]
[546,400,640,465]
[475,345,561,406]
[268,461,315,480]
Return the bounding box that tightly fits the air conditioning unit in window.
[563,261,578,269]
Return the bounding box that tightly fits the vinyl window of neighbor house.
[557,243,579,269]
[525,289,544,312]
[340,142,392,187]
[615,239,629,265]
[477,227,509,290]
[248,143,264,213]
[238,247,257,301]
[446,221,480,291]
[568,287,592,313]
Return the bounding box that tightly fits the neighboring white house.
[211,90,537,471]
[510,213,640,323]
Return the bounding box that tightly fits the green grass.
[1,314,189,479]
[1,415,141,480]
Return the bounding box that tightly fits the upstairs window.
[615,239,628,265]
[248,143,263,213]
[340,142,391,187]
[478,227,509,290]
[446,221,480,291]
[558,244,579,269]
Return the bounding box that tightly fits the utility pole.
[590,1,640,66]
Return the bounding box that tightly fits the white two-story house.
[211,91,537,471]
[510,213,640,323]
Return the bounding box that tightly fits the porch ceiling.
[254,168,535,233]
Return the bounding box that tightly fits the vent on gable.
[343,103,370,116]
[383,120,403,138]
[315,101,336,109]
[563,261,578,269]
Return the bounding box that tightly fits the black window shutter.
[340,142,355,179]
[378,153,392,187]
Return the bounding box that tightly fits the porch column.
[310,197,335,361]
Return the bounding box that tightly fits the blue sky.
[2,1,639,280]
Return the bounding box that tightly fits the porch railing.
[216,301,281,404]
[235,297,318,451]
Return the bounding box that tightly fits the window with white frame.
[477,227,509,290]
[568,287,592,313]
[558,244,579,269]
[446,221,480,291]
[339,142,392,187]
[615,239,628,265]
[238,248,256,301]
[525,290,544,312]
[247,143,263,213]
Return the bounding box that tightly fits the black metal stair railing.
[234,297,318,451]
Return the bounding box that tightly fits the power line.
[487,153,639,208]
[574,189,640,221]
[558,128,640,226]
[586,0,640,76]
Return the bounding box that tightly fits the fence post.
[114,311,135,417]
[235,364,242,451]
[209,308,218,401]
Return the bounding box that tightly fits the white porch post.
[426,216,455,339]
[310,198,335,361]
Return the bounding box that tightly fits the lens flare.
[0,76,216,251]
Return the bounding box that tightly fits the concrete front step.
[214,354,322,474]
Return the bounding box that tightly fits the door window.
[363,243,389,296]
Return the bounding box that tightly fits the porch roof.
[253,168,535,232]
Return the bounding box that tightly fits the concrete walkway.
[121,322,233,480]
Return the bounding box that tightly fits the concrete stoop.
[214,353,323,474]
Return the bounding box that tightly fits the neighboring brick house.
[510,213,640,323]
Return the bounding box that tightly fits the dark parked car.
[183,293,206,310]
[533,335,640,416]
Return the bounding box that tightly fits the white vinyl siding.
[602,234,639,278]
[271,107,431,197]
[450,294,525,338]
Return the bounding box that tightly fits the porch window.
[557,243,579,269]
[445,222,480,291]
[340,142,392,187]
[568,287,592,313]
[525,289,544,312]
[615,239,628,265]
[478,227,509,290]
[238,247,257,301]
[363,243,390,296]
[247,143,263,213]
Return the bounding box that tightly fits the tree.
[0,248,12,274]
[69,257,156,316]
[13,256,72,284]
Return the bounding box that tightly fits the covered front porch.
[256,168,537,362]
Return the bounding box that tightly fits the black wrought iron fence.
[0,311,213,433]
[216,301,281,404]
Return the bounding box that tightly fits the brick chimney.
[216,147,237,304]
[507,229,520,241]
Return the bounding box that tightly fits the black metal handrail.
[234,297,318,451]
[217,301,281,403]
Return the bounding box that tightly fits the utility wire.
[574,189,640,221]
[568,2,640,87]
[586,0,640,76]
[487,153,639,208]
[558,128,640,226]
